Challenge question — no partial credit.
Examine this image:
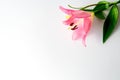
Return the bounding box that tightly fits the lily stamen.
[70,23,74,26]
[71,25,78,30]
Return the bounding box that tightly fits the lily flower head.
[59,6,94,46]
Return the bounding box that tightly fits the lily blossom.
[59,6,94,46]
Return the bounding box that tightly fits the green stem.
[80,4,97,10]
[110,0,120,6]
[68,5,94,11]
[68,0,120,11]
[68,4,97,10]
[68,5,82,9]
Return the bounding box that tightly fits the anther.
[70,23,74,26]
[71,25,78,30]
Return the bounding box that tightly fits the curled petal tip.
[59,6,74,15]
[82,39,87,47]
[59,6,63,10]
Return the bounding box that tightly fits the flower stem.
[110,0,120,6]
[68,4,94,11]
[68,4,97,10]
[80,4,97,10]
[79,0,120,10]
[68,0,120,11]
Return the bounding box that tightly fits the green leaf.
[103,5,119,43]
[93,1,110,12]
[95,11,105,19]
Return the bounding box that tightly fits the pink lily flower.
[59,6,94,46]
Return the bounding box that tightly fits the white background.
[0,0,120,80]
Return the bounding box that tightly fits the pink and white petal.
[72,17,92,46]
[73,12,91,18]
[80,17,92,46]
[59,6,75,15]
[82,35,87,47]
[72,27,87,46]
[83,17,92,33]
[72,25,85,40]
[59,6,88,16]
[72,19,84,40]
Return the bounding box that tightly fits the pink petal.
[59,6,91,18]
[82,34,87,47]
[81,17,92,46]
[72,24,85,40]
[72,12,91,18]
[72,17,92,46]
[72,29,84,40]
[84,17,92,34]
[59,6,75,15]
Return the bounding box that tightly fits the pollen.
[65,15,70,19]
